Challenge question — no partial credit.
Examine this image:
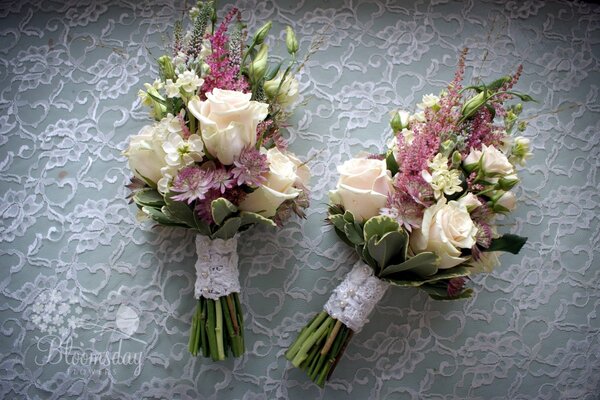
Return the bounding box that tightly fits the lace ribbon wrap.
[324,262,390,332]
[194,234,240,300]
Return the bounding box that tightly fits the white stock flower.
[329,157,393,222]
[188,89,269,165]
[239,148,310,217]
[176,70,204,94]
[410,199,478,269]
[421,154,463,199]
[165,79,180,98]
[162,133,204,168]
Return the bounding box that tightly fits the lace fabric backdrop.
[1,0,599,399]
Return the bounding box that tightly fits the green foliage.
[419,283,474,301]
[133,188,165,208]
[380,252,439,279]
[484,234,527,254]
[212,217,242,240]
[383,265,472,287]
[211,198,238,226]
[385,150,399,176]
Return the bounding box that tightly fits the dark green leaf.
[383,265,471,287]
[333,226,354,247]
[211,217,242,240]
[343,210,355,224]
[163,192,196,228]
[504,91,537,102]
[211,198,238,226]
[366,230,409,270]
[344,222,364,245]
[386,150,399,176]
[360,244,378,270]
[484,234,527,254]
[380,252,439,278]
[420,284,474,301]
[328,214,346,232]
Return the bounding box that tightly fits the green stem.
[200,298,209,358]
[291,317,333,367]
[285,311,327,360]
[206,299,218,361]
[188,304,199,355]
[215,299,225,360]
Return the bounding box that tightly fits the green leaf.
[344,222,364,245]
[363,216,400,242]
[212,217,242,240]
[419,284,474,301]
[343,210,355,224]
[240,211,276,227]
[211,198,238,226]
[484,234,527,254]
[333,226,354,248]
[163,192,196,227]
[142,206,186,227]
[328,214,346,232]
[385,150,399,176]
[380,252,439,278]
[133,188,165,208]
[504,91,537,102]
[383,265,472,287]
[366,230,409,271]
[360,244,378,270]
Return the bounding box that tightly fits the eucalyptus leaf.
[211,198,238,226]
[212,217,242,240]
[363,216,400,242]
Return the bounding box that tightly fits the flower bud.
[249,44,268,82]
[497,174,519,191]
[514,103,523,115]
[440,139,455,157]
[158,55,176,81]
[254,21,272,45]
[492,191,516,213]
[451,150,462,167]
[390,110,410,132]
[285,26,299,54]
[461,91,487,118]
[518,121,527,131]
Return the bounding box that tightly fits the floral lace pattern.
[0,0,599,399]
[324,262,390,332]
[194,235,240,300]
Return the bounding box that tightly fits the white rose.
[187,89,269,165]
[329,158,393,222]
[123,125,167,185]
[464,144,514,176]
[239,148,309,217]
[264,73,299,107]
[410,199,478,269]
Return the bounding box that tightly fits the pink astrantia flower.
[231,146,269,187]
[171,166,214,204]
[211,167,235,194]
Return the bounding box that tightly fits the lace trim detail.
[324,262,390,332]
[194,234,240,300]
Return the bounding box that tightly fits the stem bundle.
[188,292,245,360]
[285,312,354,387]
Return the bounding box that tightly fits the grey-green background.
[1,0,599,399]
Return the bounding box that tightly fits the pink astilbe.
[171,166,214,204]
[231,146,269,187]
[201,7,249,96]
[463,107,504,153]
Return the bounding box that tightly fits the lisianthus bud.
[451,150,462,167]
[254,21,272,45]
[390,110,410,132]
[158,55,176,81]
[514,103,523,114]
[285,26,299,54]
[461,91,487,118]
[510,136,532,166]
[249,44,268,82]
[497,174,519,190]
[492,191,516,213]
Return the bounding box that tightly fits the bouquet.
[124,2,310,361]
[285,50,533,386]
